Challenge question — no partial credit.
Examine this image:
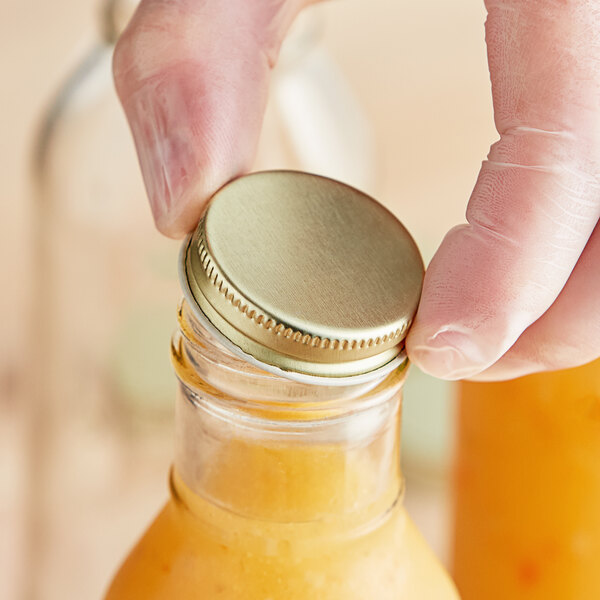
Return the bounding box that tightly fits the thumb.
[113,0,309,238]
[407,0,600,379]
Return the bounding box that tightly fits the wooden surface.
[0,1,494,598]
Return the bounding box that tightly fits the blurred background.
[1,0,495,598]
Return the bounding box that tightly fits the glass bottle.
[453,358,600,599]
[105,171,459,598]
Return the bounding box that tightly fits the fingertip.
[112,0,304,237]
[405,222,534,381]
[407,323,492,380]
[149,168,237,238]
[153,209,194,240]
[152,197,207,241]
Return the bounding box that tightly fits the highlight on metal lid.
[180,170,424,381]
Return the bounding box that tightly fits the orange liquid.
[105,437,459,599]
[453,359,600,599]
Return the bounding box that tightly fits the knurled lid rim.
[192,217,410,354]
[179,233,408,385]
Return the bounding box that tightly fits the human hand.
[114,0,600,381]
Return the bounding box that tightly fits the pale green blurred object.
[403,366,455,480]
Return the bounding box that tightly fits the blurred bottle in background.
[30,1,179,598]
[453,359,600,599]
[28,1,377,598]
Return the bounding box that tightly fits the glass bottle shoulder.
[105,484,459,600]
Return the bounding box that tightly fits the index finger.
[113,0,310,238]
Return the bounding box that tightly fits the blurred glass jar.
[29,1,376,599]
[453,359,600,599]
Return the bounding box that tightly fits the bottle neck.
[171,301,407,531]
[101,0,139,44]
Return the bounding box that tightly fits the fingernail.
[407,326,492,380]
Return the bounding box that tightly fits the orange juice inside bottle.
[453,358,600,599]
[106,171,460,598]
[104,303,459,599]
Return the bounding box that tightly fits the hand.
[114,0,600,381]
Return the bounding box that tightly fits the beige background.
[0,0,495,598]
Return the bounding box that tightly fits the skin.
[113,0,600,381]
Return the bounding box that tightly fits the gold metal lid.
[180,171,424,381]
